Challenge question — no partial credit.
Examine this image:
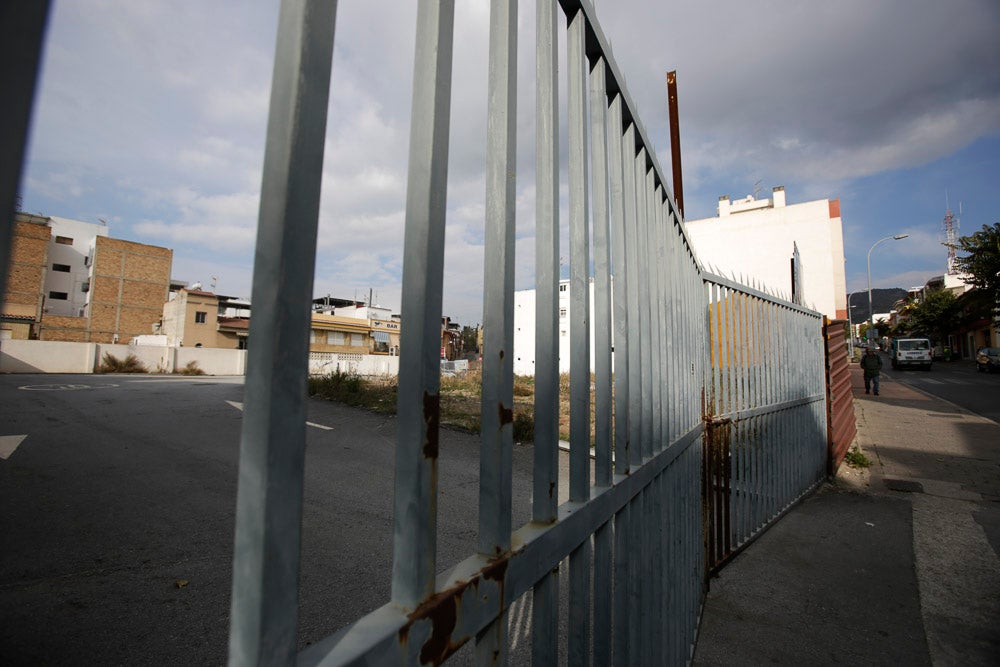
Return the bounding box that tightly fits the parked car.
[976,347,1000,373]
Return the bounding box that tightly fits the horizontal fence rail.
[3,1,835,665]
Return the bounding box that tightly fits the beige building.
[161,288,250,349]
[309,313,400,356]
[2,213,172,342]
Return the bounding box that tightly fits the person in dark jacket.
[860,348,883,395]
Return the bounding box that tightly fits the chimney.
[718,195,731,217]
[772,186,786,208]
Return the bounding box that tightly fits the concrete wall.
[1,340,403,376]
[0,339,247,375]
[0,339,97,373]
[308,352,399,376]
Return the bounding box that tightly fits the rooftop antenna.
[210,275,218,292]
[942,192,959,275]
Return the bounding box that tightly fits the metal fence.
[702,274,827,572]
[4,0,830,664]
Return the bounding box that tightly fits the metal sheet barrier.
[4,1,831,664]
[825,318,858,473]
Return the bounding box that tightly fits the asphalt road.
[881,355,1000,424]
[0,374,544,665]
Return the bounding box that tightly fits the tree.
[954,222,1000,306]
[905,289,958,341]
[461,325,479,354]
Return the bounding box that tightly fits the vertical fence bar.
[622,124,642,471]
[228,2,338,664]
[635,150,652,461]
[590,57,612,487]
[1,1,51,293]
[567,8,590,503]
[589,53,614,667]
[478,0,517,557]
[614,504,630,665]
[567,10,591,667]
[648,181,663,454]
[608,96,630,475]
[391,0,455,612]
[532,0,559,662]
[477,0,517,660]
[532,0,559,527]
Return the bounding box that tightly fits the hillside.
[848,288,907,324]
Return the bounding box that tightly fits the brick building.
[1,213,172,342]
[1,216,50,339]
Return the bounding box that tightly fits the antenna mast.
[942,194,959,275]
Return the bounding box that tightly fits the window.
[350,333,364,346]
[55,236,73,245]
[559,284,567,292]
[238,338,248,350]
[559,307,567,318]
[329,332,345,345]
[48,291,68,300]
[52,263,71,272]
[195,311,207,324]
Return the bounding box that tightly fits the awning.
[372,330,390,343]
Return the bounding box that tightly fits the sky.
[19,0,1000,326]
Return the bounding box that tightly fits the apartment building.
[1,213,172,342]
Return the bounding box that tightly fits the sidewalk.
[693,361,1000,665]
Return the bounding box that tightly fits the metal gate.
[703,274,827,572]
[3,1,831,664]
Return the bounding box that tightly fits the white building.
[513,278,598,376]
[41,217,109,317]
[684,187,847,321]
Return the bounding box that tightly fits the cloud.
[20,0,1000,327]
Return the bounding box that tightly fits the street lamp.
[867,234,909,347]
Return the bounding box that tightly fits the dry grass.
[308,369,597,444]
[96,353,147,374]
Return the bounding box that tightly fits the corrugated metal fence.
[4,1,832,664]
[824,318,857,473]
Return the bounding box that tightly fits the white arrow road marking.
[0,435,28,460]
[225,401,333,431]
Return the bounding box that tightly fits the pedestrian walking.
[860,347,882,395]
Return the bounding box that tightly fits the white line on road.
[0,435,28,459]
[225,401,333,431]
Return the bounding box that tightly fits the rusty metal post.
[666,70,684,219]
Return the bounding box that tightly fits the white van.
[891,337,932,370]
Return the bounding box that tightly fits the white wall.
[685,196,846,319]
[308,352,399,376]
[513,280,599,376]
[0,339,247,375]
[176,347,248,375]
[45,217,108,318]
[0,339,96,373]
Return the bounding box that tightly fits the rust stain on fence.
[423,391,440,459]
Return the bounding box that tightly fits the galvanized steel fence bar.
[3,1,832,665]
